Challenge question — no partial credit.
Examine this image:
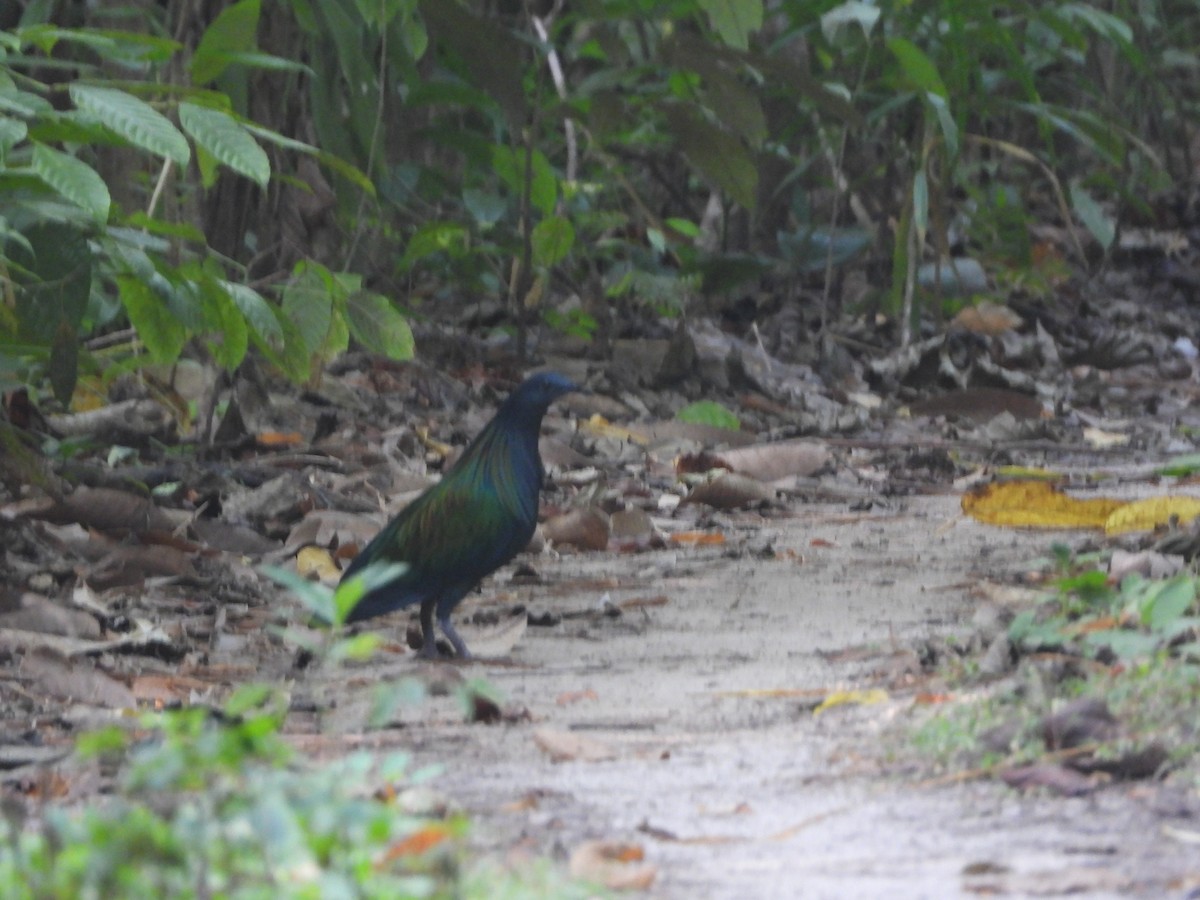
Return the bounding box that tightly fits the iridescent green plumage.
[340,372,578,658]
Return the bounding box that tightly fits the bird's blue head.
[509,371,579,411]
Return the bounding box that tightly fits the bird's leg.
[417,601,443,659]
[439,614,473,660]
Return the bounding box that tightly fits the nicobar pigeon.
[340,372,578,658]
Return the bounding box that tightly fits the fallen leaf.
[1105,495,1200,535]
[686,472,776,509]
[542,507,611,550]
[669,531,725,545]
[711,440,831,482]
[533,727,617,762]
[297,545,340,582]
[1082,426,1129,449]
[999,763,1096,796]
[568,840,657,891]
[951,301,1023,335]
[812,688,889,715]
[21,647,136,708]
[381,823,454,863]
[962,481,1123,529]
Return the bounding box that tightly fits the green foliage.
[0,10,406,407]
[0,690,461,898]
[1009,561,1200,662]
[676,400,740,431]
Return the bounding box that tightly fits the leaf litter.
[2,248,1200,892]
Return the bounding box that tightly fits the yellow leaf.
[1105,496,1200,535]
[813,688,888,715]
[296,545,340,582]
[580,414,649,445]
[961,480,1123,529]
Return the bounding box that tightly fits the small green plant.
[0,687,462,898]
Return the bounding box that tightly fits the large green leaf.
[281,265,334,357]
[531,216,575,267]
[190,0,262,85]
[1069,181,1115,250]
[178,103,270,187]
[69,85,190,165]
[222,281,284,350]
[345,291,415,360]
[30,142,110,223]
[118,275,187,364]
[697,0,763,51]
[10,221,91,402]
[663,105,757,210]
[886,37,948,99]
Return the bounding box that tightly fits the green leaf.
[48,317,78,404]
[531,216,575,267]
[663,105,757,210]
[886,37,948,98]
[200,278,249,370]
[281,264,334,357]
[10,222,92,345]
[677,400,740,430]
[190,0,261,85]
[240,122,376,197]
[222,281,284,350]
[399,221,469,270]
[1069,181,1115,250]
[345,291,415,360]
[698,0,763,50]
[492,145,557,218]
[463,189,507,228]
[0,116,28,160]
[30,142,110,223]
[912,170,928,232]
[69,85,190,165]
[1141,577,1197,631]
[118,275,187,364]
[926,93,958,157]
[178,103,270,187]
[1158,453,1200,477]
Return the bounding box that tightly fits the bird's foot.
[440,618,473,660]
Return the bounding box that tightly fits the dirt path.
[323,495,1197,896]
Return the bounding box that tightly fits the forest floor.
[329,493,1199,898]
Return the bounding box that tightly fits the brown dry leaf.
[712,440,830,483]
[380,823,454,863]
[38,487,178,535]
[910,388,1045,423]
[283,509,379,554]
[130,673,217,703]
[686,473,776,510]
[999,763,1096,796]
[0,593,100,639]
[541,507,611,550]
[255,430,306,449]
[961,481,1123,529]
[951,301,1023,335]
[1105,495,1200,535]
[297,545,340,582]
[555,689,599,706]
[669,531,725,545]
[21,647,136,708]
[532,727,617,762]
[568,840,657,891]
[87,544,195,589]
